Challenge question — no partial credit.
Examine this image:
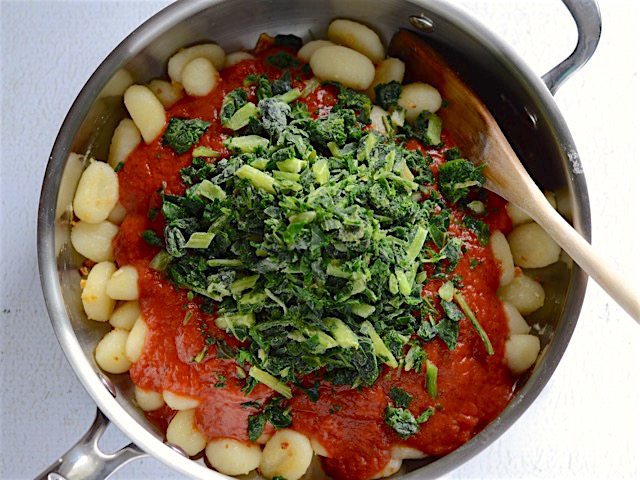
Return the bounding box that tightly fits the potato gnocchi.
[69,20,566,480]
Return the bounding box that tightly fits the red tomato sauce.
[115,47,516,480]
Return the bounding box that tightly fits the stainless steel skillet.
[36,0,601,478]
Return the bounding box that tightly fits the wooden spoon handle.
[525,191,640,323]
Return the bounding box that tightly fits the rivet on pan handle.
[33,409,147,480]
[542,0,602,95]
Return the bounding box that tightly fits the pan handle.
[34,409,147,480]
[542,0,602,95]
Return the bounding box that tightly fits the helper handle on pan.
[542,0,602,95]
[34,409,147,480]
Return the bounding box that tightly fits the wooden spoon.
[389,30,640,323]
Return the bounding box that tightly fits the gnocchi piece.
[181,57,218,97]
[134,386,165,411]
[99,68,134,98]
[81,261,117,321]
[489,231,515,286]
[225,51,256,67]
[168,43,226,83]
[297,40,335,62]
[55,153,85,220]
[256,431,273,445]
[554,188,572,220]
[259,429,313,480]
[369,105,390,135]
[508,223,561,269]
[506,191,557,226]
[70,220,118,262]
[503,301,531,335]
[163,390,201,410]
[148,79,184,108]
[123,85,166,144]
[505,203,530,226]
[109,301,140,330]
[106,265,139,300]
[398,82,442,122]
[95,328,131,374]
[310,45,375,91]
[327,19,385,63]
[504,334,541,374]
[107,118,141,169]
[302,455,331,480]
[366,57,405,99]
[309,438,328,457]
[166,409,207,456]
[205,438,262,476]
[371,459,402,479]
[391,445,426,460]
[107,202,127,225]
[498,273,545,315]
[125,316,148,362]
[72,161,119,224]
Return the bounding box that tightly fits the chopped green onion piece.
[438,281,454,302]
[224,102,258,130]
[277,158,307,173]
[238,291,268,305]
[276,179,302,192]
[197,179,226,201]
[385,173,419,191]
[405,262,419,286]
[183,311,193,325]
[327,142,341,158]
[351,302,376,318]
[184,232,214,249]
[235,164,276,194]
[301,78,320,97]
[361,132,377,161]
[264,289,287,313]
[323,317,359,349]
[416,407,435,423]
[275,88,302,103]
[230,275,260,296]
[407,226,428,262]
[149,250,171,271]
[454,292,494,355]
[395,269,411,296]
[425,360,438,398]
[192,146,218,157]
[467,200,485,214]
[192,346,207,363]
[425,112,442,145]
[398,161,415,182]
[289,211,316,224]
[249,366,292,398]
[216,312,255,331]
[273,171,300,182]
[303,327,339,353]
[388,273,399,294]
[225,135,269,153]
[361,321,398,368]
[206,259,243,267]
[312,158,329,185]
[250,158,269,170]
[326,261,351,279]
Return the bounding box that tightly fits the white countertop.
[1,1,638,479]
